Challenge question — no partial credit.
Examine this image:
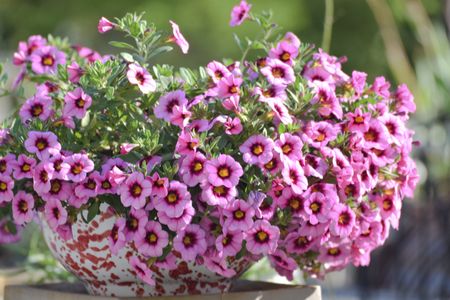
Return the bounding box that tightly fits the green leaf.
[147,46,173,60]
[120,52,135,63]
[109,41,136,51]
[233,33,243,51]
[86,200,100,223]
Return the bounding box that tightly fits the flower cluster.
[0,2,418,284]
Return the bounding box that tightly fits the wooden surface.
[5,280,321,300]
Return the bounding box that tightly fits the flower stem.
[321,0,334,52]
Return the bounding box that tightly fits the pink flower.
[154,180,191,218]
[240,135,274,165]
[267,99,293,124]
[0,175,14,203]
[346,108,370,132]
[274,133,303,162]
[108,218,126,255]
[120,143,139,155]
[359,119,389,150]
[56,223,73,241]
[124,209,147,241]
[98,17,115,33]
[74,173,99,199]
[318,242,352,268]
[246,220,280,255]
[281,160,308,194]
[24,131,61,160]
[154,253,178,270]
[200,182,237,207]
[73,45,103,63]
[169,21,189,54]
[0,154,15,176]
[44,199,68,230]
[158,201,195,232]
[269,41,299,66]
[204,252,237,278]
[179,152,207,187]
[13,35,47,66]
[268,250,298,281]
[49,153,70,180]
[173,224,207,261]
[278,188,305,218]
[223,199,255,231]
[129,256,155,285]
[283,32,301,48]
[33,162,54,195]
[19,93,53,123]
[127,63,156,94]
[285,232,316,254]
[205,154,243,188]
[303,121,339,149]
[329,203,355,238]
[12,191,35,225]
[0,220,21,244]
[149,173,168,198]
[154,90,188,122]
[303,192,333,225]
[351,71,367,95]
[13,155,36,180]
[372,76,390,99]
[93,171,117,195]
[101,157,129,173]
[260,58,295,86]
[134,221,169,257]
[175,130,199,155]
[223,117,243,135]
[42,179,71,202]
[64,153,94,183]
[222,95,241,112]
[230,0,252,27]
[30,46,66,74]
[170,104,192,128]
[67,61,84,83]
[215,230,244,257]
[395,84,416,115]
[207,61,231,83]
[254,85,287,103]
[217,75,242,98]
[63,87,92,119]
[119,172,152,210]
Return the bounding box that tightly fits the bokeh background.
[0,0,449,299]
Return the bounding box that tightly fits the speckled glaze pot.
[40,203,252,297]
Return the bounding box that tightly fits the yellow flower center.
[289,198,300,210]
[256,231,268,242]
[310,202,320,212]
[0,182,7,191]
[252,144,263,155]
[147,233,158,244]
[354,116,364,124]
[315,133,325,142]
[193,162,203,172]
[218,167,230,178]
[234,210,245,219]
[21,163,31,172]
[213,185,226,196]
[167,192,178,203]
[328,247,340,256]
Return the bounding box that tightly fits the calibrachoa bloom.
[63,87,92,119]
[173,224,207,261]
[127,63,156,94]
[0,7,419,285]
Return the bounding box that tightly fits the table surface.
[4,280,321,300]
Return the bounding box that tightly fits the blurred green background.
[1,0,450,299]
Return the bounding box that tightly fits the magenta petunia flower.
[215,230,244,257]
[222,199,255,231]
[19,93,53,123]
[13,154,36,180]
[12,191,35,225]
[33,162,54,195]
[285,231,316,255]
[303,192,333,225]
[395,84,416,115]
[267,99,293,125]
[359,119,390,150]
[346,108,370,132]
[127,63,156,95]
[154,180,191,218]
[302,121,339,149]
[179,152,207,187]
[44,198,68,230]
[0,220,22,244]
[154,90,188,122]
[200,182,237,207]
[217,75,242,99]
[351,71,367,95]
[0,154,15,176]
[169,21,189,54]
[129,256,155,285]
[173,224,207,261]
[204,251,237,278]
[371,76,390,99]
[175,130,199,155]
[246,220,280,255]
[207,61,231,83]
[205,154,243,188]
[13,35,47,66]
[63,87,92,119]
[169,104,192,128]
[240,134,274,165]
[260,58,295,86]
[278,188,305,218]
[24,131,61,160]
[269,41,299,66]
[49,153,70,181]
[64,153,94,183]
[30,45,66,74]
[124,208,147,241]
[329,203,355,238]
[93,171,117,195]
[98,17,115,33]
[149,173,168,198]
[0,175,14,204]
[67,61,84,83]
[268,249,298,281]
[223,116,243,135]
[108,217,126,255]
[74,173,99,199]
[281,160,308,194]
[230,0,252,27]
[119,172,152,210]
[134,221,169,257]
[42,179,71,202]
[157,201,195,232]
[274,133,303,162]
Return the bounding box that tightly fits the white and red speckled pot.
[40,203,252,297]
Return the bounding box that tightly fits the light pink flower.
[281,160,308,194]
[204,252,237,278]
[169,21,189,54]
[240,135,274,165]
[24,131,61,160]
[129,256,155,285]
[67,61,84,83]
[329,203,355,238]
[119,172,152,210]
[0,154,15,176]
[157,201,195,232]
[268,250,298,281]
[64,153,94,183]
[0,175,14,203]
[98,17,115,33]
[30,46,66,74]
[124,209,147,241]
[120,143,139,155]
[12,191,35,225]
[175,130,199,155]
[223,199,255,231]
[127,63,156,94]
[274,133,303,162]
[169,105,192,128]
[260,58,295,86]
[33,162,54,195]
[205,154,243,188]
[13,35,47,66]
[217,75,242,99]
[223,117,243,135]
[230,0,252,27]
[173,224,207,261]
[108,217,126,255]
[74,173,98,199]
[19,93,53,123]
[179,152,207,187]
[149,173,168,198]
[285,232,316,254]
[246,220,280,255]
[269,41,299,66]
[154,180,191,218]
[134,221,169,257]
[13,154,36,180]
[200,182,237,207]
[303,192,333,225]
[44,199,68,230]
[154,90,188,122]
[63,87,92,119]
[207,61,231,83]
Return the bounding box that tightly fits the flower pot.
[40,203,252,297]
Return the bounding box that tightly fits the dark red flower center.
[42,55,55,66]
[35,138,48,151]
[129,182,143,197]
[254,230,269,243]
[18,199,28,213]
[146,231,158,245]
[182,232,197,248]
[30,104,43,117]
